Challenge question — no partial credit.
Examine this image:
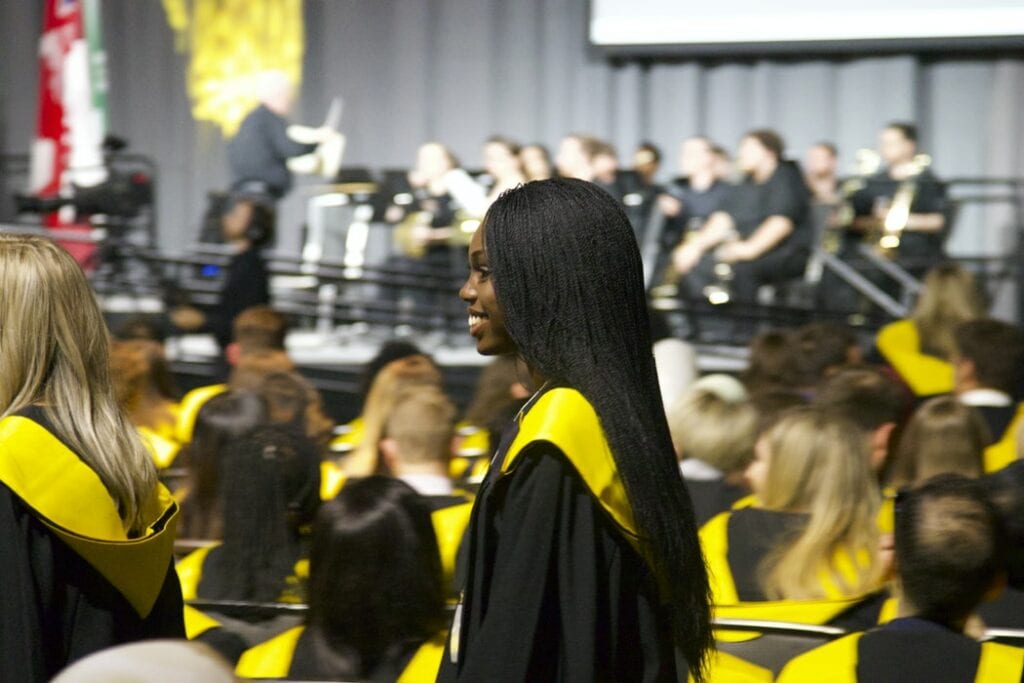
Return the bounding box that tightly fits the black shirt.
[227,104,317,200]
[719,161,812,260]
[662,179,733,250]
[851,168,947,218]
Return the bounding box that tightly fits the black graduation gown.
[0,411,184,681]
[437,389,677,682]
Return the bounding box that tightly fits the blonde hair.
[345,355,442,476]
[384,386,457,465]
[758,407,881,600]
[888,397,988,488]
[911,264,986,360]
[668,389,758,474]
[0,235,156,534]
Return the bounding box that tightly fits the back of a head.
[760,407,881,598]
[743,330,800,393]
[183,391,267,539]
[816,367,907,433]
[792,322,858,388]
[52,640,235,683]
[384,386,456,467]
[0,234,155,533]
[983,462,1024,589]
[232,305,288,353]
[215,424,321,601]
[483,178,711,676]
[889,397,989,488]
[895,474,1007,626]
[668,387,757,475]
[359,341,423,402]
[744,128,785,160]
[304,476,444,677]
[228,349,296,391]
[912,264,986,360]
[954,318,1024,396]
[463,355,525,426]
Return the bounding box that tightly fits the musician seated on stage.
[671,129,812,306]
[519,143,553,182]
[848,122,948,275]
[554,133,601,182]
[777,475,1023,683]
[804,141,840,206]
[386,142,487,265]
[632,141,662,189]
[480,136,526,206]
[655,136,733,287]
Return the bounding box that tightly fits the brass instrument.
[650,216,704,300]
[831,148,882,252]
[393,209,479,259]
[874,153,931,256]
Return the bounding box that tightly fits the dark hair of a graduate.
[179,390,267,539]
[983,461,1024,589]
[483,177,712,679]
[359,340,424,403]
[895,474,1007,626]
[209,424,321,602]
[295,476,446,679]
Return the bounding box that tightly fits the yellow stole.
[499,387,640,552]
[0,415,178,617]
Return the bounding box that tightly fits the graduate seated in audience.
[235,477,448,680]
[0,235,184,681]
[454,355,530,482]
[982,460,1024,628]
[741,329,802,395]
[952,318,1024,472]
[241,370,334,456]
[817,367,909,479]
[340,354,443,481]
[51,640,236,683]
[176,391,267,540]
[887,396,988,489]
[701,407,883,604]
[875,263,986,397]
[175,305,291,445]
[790,322,862,396]
[176,415,321,607]
[668,375,758,525]
[778,475,1024,682]
[110,339,182,469]
[380,386,473,594]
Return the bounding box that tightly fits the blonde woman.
[887,396,989,488]
[0,235,182,680]
[700,407,882,602]
[876,263,986,396]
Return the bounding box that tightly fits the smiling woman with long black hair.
[439,178,712,682]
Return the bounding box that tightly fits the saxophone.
[874,154,931,257]
[393,207,479,259]
[832,148,882,253]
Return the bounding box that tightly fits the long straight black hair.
[484,178,712,678]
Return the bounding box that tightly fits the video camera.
[14,135,153,221]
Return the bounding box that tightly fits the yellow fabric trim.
[0,416,178,617]
[983,403,1024,474]
[877,596,899,624]
[176,544,218,601]
[715,593,878,625]
[976,641,1024,682]
[138,425,181,470]
[432,501,474,587]
[328,416,364,453]
[689,650,772,683]
[235,625,304,678]
[397,633,448,683]
[775,632,861,683]
[876,320,954,396]
[175,384,229,444]
[699,511,740,605]
[183,604,221,639]
[499,388,639,546]
[319,459,347,500]
[732,493,758,510]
